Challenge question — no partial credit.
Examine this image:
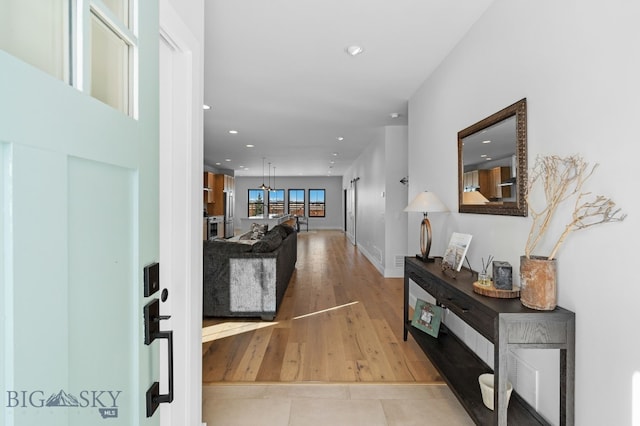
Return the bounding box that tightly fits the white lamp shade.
[404,191,449,213]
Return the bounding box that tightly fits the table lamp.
[462,190,489,205]
[404,191,449,262]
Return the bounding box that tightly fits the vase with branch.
[520,154,626,310]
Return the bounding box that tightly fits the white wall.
[408,0,640,425]
[234,176,343,232]
[384,126,409,277]
[346,135,386,272]
[169,0,204,42]
[343,126,408,276]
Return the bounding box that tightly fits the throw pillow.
[270,225,288,239]
[252,231,283,253]
[250,223,268,240]
[278,223,295,235]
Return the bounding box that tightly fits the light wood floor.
[202,230,442,384]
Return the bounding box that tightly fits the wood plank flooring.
[202,230,442,384]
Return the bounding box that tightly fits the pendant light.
[272,166,276,192]
[259,157,267,190]
[266,162,272,191]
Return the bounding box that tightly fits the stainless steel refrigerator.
[224,190,234,238]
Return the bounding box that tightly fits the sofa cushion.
[252,230,283,253]
[250,223,268,240]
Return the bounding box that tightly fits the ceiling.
[203,0,495,178]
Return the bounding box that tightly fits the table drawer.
[441,294,494,340]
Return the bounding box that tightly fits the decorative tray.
[472,281,520,299]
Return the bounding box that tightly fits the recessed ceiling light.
[345,45,364,56]
[482,140,491,144]
[225,159,231,162]
[215,162,221,166]
[246,144,255,148]
[332,152,339,156]
[337,136,344,141]
[390,113,400,119]
[203,104,211,110]
[229,130,238,134]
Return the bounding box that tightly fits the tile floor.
[202,383,474,426]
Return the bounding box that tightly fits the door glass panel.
[90,13,130,114]
[101,0,130,28]
[0,0,68,81]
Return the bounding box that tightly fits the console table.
[403,257,575,426]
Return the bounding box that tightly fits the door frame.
[159,1,204,425]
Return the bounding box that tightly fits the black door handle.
[143,298,174,417]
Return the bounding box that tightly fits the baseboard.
[383,267,403,278]
[357,245,384,275]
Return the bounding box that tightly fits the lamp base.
[415,254,436,263]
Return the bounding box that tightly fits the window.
[309,189,326,218]
[0,0,69,81]
[0,0,137,116]
[288,189,305,216]
[90,12,130,114]
[248,189,265,217]
[268,189,285,216]
[89,2,136,115]
[101,0,131,27]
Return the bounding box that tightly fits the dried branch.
[547,194,627,259]
[524,155,625,260]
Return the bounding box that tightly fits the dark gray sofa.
[203,224,297,320]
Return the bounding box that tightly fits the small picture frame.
[442,232,473,272]
[411,299,442,338]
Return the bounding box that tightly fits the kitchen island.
[240,214,294,232]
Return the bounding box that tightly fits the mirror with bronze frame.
[458,98,527,216]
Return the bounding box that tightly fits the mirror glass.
[458,98,527,216]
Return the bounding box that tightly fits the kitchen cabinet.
[490,167,511,199]
[206,174,234,217]
[475,170,491,200]
[476,167,511,200]
[223,174,234,192]
[203,172,215,204]
[210,175,225,216]
[463,170,479,191]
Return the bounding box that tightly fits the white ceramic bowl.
[478,373,513,411]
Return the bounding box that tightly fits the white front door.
[1,3,162,425]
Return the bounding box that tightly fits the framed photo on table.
[411,299,442,338]
[442,232,472,272]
